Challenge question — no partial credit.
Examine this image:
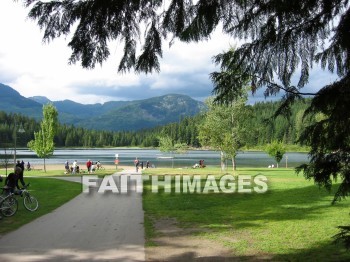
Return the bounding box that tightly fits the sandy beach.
[2,164,132,172]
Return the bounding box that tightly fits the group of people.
[64,160,102,174]
[0,163,26,219]
[6,161,27,193]
[0,161,27,219]
[193,159,206,169]
[134,158,153,172]
[64,160,78,174]
[86,159,101,173]
[12,160,32,171]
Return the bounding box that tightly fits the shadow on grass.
[148,243,350,261]
[143,180,343,227]
[146,216,350,261]
[271,241,350,262]
[143,177,350,261]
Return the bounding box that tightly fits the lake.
[1,148,309,169]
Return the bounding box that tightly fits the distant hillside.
[82,94,206,131]
[0,83,42,119]
[0,83,205,131]
[29,96,52,104]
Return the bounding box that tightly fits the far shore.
[1,164,132,172]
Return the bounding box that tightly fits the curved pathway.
[0,169,145,261]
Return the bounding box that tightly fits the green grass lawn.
[0,167,117,234]
[143,167,350,261]
[0,177,81,234]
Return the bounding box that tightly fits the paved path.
[0,170,145,261]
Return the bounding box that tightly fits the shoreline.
[1,164,132,172]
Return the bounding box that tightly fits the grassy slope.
[0,167,117,233]
[142,167,350,261]
[0,177,81,234]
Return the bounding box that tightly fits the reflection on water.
[1,148,309,168]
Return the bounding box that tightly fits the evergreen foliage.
[0,99,312,149]
[0,85,205,132]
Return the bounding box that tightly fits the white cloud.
[0,2,337,105]
[0,2,238,104]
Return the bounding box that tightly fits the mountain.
[29,96,52,104]
[0,83,42,119]
[0,83,205,131]
[82,94,206,131]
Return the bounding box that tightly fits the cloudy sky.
[0,1,337,105]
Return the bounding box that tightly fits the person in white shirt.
[72,160,78,174]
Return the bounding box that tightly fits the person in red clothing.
[86,159,92,174]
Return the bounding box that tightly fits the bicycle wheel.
[24,195,39,211]
[1,197,18,217]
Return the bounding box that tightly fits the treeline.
[244,99,312,146]
[0,99,311,149]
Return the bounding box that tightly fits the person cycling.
[4,166,26,194]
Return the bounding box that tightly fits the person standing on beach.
[86,159,92,174]
[134,157,139,172]
[72,160,78,174]
[65,160,69,173]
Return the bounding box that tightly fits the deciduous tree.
[198,96,249,171]
[28,104,58,172]
[265,140,286,168]
[158,135,188,168]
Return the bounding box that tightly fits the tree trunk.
[231,156,236,171]
[220,151,225,171]
[44,158,46,172]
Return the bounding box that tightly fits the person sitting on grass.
[192,163,200,168]
[199,160,206,168]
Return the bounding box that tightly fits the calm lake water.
[2,148,309,169]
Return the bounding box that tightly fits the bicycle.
[0,189,18,217]
[19,183,39,212]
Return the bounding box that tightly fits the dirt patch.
[146,217,240,261]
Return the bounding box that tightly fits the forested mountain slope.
[0,83,205,131]
[0,99,311,148]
